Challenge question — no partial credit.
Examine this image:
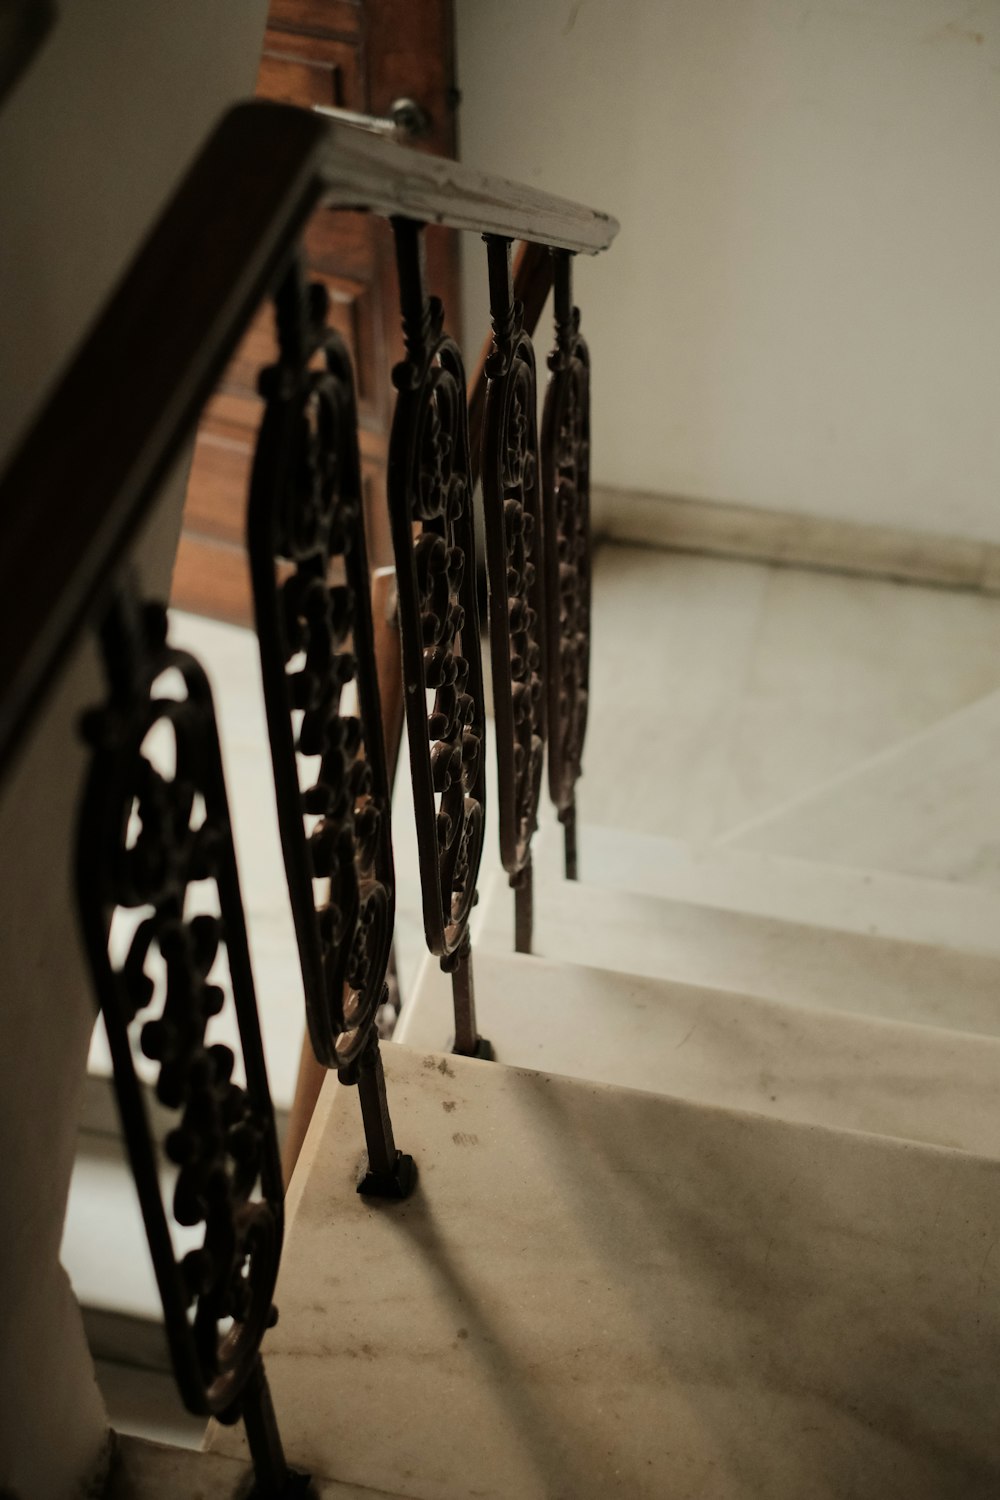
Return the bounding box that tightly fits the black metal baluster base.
[513,858,533,954]
[341,1030,417,1199]
[242,1358,313,1498]
[446,933,493,1059]
[560,801,578,882]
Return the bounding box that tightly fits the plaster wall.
[0,4,268,1495]
[456,0,1000,543]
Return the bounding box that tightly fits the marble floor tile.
[724,688,1000,888]
[578,547,770,844]
[212,1045,1000,1500]
[580,546,1000,843]
[710,563,1000,835]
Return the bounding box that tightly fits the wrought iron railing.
[482,235,547,954]
[542,250,592,883]
[247,255,414,1198]
[0,101,616,1496]
[76,587,297,1491]
[388,215,491,1054]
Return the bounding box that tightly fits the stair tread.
[108,1434,404,1500]
[535,818,1000,954]
[394,947,1000,1157]
[211,1044,1000,1499]
[475,870,1000,1037]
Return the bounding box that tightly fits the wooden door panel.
[173,532,252,622]
[304,209,379,281]
[256,54,346,111]
[172,0,458,627]
[266,0,363,38]
[182,433,252,545]
[181,428,391,563]
[258,31,364,111]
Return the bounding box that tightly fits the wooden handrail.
[0,101,617,782]
[316,117,618,253]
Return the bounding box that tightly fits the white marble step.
[108,1435,407,1500]
[60,1131,191,1329]
[394,948,1000,1157]
[531,817,1000,955]
[211,1044,1000,1499]
[469,870,1000,1039]
[721,687,1000,888]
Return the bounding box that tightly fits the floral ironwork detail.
[388,219,489,1057]
[541,250,591,880]
[248,256,413,1198]
[481,235,545,951]
[76,589,292,1488]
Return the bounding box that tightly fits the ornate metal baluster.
[481,235,545,952]
[541,250,591,881]
[388,218,491,1058]
[248,255,414,1199]
[76,588,304,1497]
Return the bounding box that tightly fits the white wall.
[0,4,267,1496]
[456,0,1000,543]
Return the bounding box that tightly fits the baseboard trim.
[591,487,1000,594]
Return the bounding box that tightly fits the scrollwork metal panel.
[248,255,413,1198]
[76,588,296,1493]
[387,218,489,1057]
[541,250,591,881]
[481,235,546,952]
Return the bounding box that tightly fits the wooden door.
[171,0,460,625]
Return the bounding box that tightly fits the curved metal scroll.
[248,256,413,1198]
[388,218,489,1057]
[76,589,292,1490]
[482,235,546,953]
[541,250,591,881]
